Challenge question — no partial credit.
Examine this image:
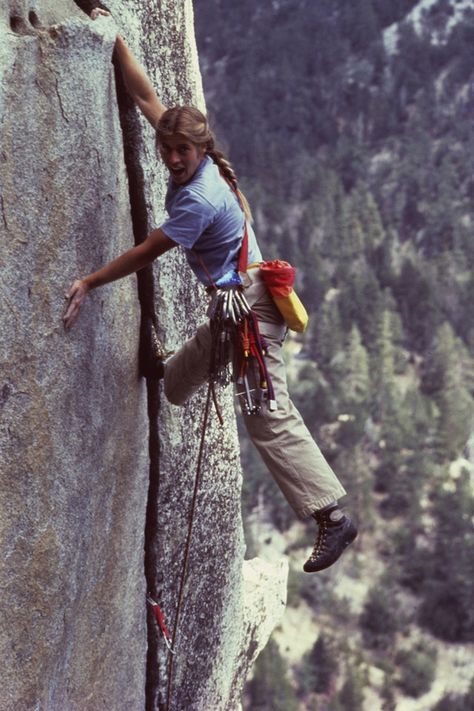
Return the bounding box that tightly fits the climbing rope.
[152,176,276,708]
[164,379,214,711]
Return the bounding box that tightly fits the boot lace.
[310,518,328,561]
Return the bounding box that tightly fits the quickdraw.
[147,596,175,654]
[208,285,276,415]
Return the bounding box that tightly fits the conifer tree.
[370,306,400,426]
[336,667,365,711]
[299,633,337,695]
[431,323,474,457]
[246,637,299,711]
[341,325,370,405]
[312,292,345,369]
[418,471,474,642]
[360,584,400,650]
[353,184,386,251]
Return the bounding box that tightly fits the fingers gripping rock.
[72,1,111,18]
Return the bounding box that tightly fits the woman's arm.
[63,228,176,329]
[114,35,167,128]
[90,8,166,128]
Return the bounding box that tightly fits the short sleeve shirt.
[160,156,262,286]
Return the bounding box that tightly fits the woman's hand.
[90,7,110,20]
[63,279,90,330]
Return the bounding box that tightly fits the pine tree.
[312,291,345,369]
[246,637,299,711]
[336,666,365,711]
[353,183,386,251]
[392,259,440,352]
[431,323,474,458]
[418,471,474,642]
[339,262,384,346]
[299,633,337,695]
[360,584,400,650]
[370,306,400,427]
[339,325,370,406]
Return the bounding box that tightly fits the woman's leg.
[163,322,212,406]
[241,269,357,570]
[240,323,346,519]
[241,269,346,519]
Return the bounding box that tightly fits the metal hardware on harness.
[209,286,277,415]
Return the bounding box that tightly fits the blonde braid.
[206,145,238,188]
[206,141,252,221]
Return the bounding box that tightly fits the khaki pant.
[164,268,346,519]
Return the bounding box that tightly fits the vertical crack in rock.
[0,194,7,230]
[54,77,70,123]
[111,58,162,711]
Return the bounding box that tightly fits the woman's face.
[158,134,205,185]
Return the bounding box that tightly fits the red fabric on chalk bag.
[260,260,296,292]
[259,260,309,333]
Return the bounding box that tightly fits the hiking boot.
[303,506,358,573]
[139,318,172,380]
[140,358,165,380]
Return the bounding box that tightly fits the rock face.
[1,3,149,709]
[0,2,287,710]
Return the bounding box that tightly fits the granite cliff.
[0,1,287,709]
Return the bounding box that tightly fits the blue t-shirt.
[160,156,262,286]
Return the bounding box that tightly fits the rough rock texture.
[0,2,288,710]
[0,3,149,709]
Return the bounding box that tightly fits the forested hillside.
[194,1,474,709]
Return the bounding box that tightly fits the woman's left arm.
[90,8,166,127]
[63,228,176,329]
[114,35,167,128]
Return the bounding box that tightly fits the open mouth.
[170,167,186,181]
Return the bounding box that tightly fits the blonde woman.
[64,8,357,572]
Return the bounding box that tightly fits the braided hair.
[156,106,252,220]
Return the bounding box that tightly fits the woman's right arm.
[63,228,176,330]
[114,35,166,128]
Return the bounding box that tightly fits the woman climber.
[64,7,358,573]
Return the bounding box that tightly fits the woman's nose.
[168,150,182,165]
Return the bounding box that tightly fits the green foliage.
[285,568,304,609]
[299,633,338,695]
[331,666,365,711]
[195,0,474,694]
[396,643,437,697]
[392,259,441,352]
[359,584,400,650]
[426,323,474,458]
[380,673,397,711]
[245,637,299,711]
[416,472,474,642]
[433,677,474,711]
